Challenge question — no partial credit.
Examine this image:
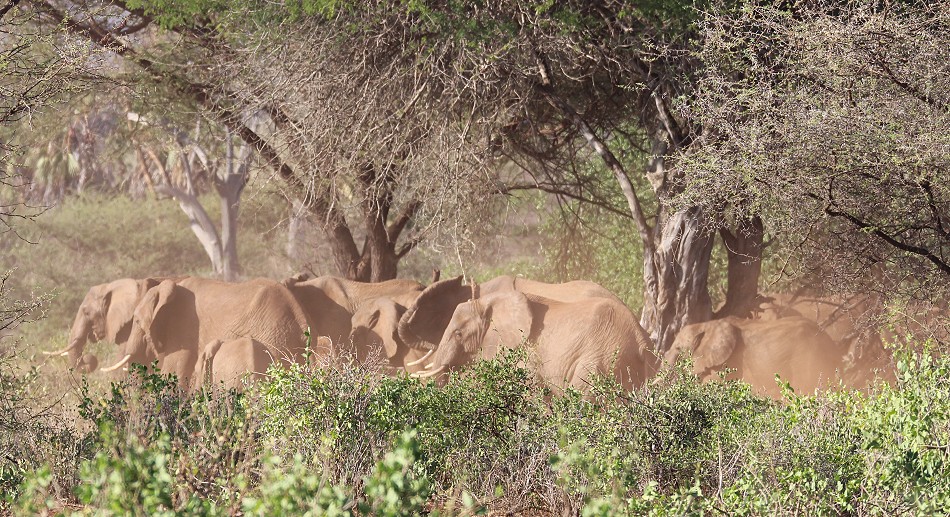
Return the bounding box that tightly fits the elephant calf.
[196,337,272,391]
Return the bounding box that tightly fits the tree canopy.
[8,0,949,347]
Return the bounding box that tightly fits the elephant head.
[103,280,194,372]
[350,298,405,362]
[349,296,436,370]
[414,288,533,379]
[46,278,165,372]
[666,320,742,377]
[397,275,471,349]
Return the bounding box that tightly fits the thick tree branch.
[824,204,950,275]
[538,79,655,255]
[870,51,948,113]
[387,200,421,242]
[0,0,22,21]
[503,183,634,221]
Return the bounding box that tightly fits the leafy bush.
[856,353,950,513]
[551,363,769,511]
[12,342,950,515]
[553,350,950,516]
[357,429,434,516]
[241,455,352,516]
[258,350,556,504]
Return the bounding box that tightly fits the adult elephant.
[397,275,622,349]
[758,293,881,347]
[665,316,849,399]
[348,295,432,374]
[412,286,656,391]
[757,293,896,386]
[102,277,314,390]
[281,273,424,349]
[44,277,177,372]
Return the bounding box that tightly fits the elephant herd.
[47,273,898,398]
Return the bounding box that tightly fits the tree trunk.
[363,187,400,282]
[541,84,716,353]
[344,163,418,282]
[216,186,241,281]
[714,216,765,319]
[214,137,248,282]
[286,200,306,260]
[325,212,364,280]
[368,230,399,282]
[160,185,226,276]
[640,207,716,352]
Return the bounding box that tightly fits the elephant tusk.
[405,349,434,367]
[101,354,132,372]
[410,365,445,379]
[425,362,435,369]
[43,346,74,356]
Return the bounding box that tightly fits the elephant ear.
[103,281,136,343]
[693,320,741,375]
[375,300,405,359]
[133,280,180,354]
[479,291,533,355]
[102,289,125,342]
[103,278,166,344]
[397,275,467,348]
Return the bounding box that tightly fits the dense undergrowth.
[4,346,949,516]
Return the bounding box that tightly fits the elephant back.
[229,279,316,362]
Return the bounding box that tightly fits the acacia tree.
[26,0,499,282]
[301,0,763,350]
[224,0,762,349]
[130,120,251,281]
[1,1,94,234]
[679,1,950,306]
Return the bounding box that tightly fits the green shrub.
[552,362,769,510]
[258,351,557,506]
[75,428,212,516]
[240,455,353,517]
[13,340,950,515]
[357,429,433,516]
[856,352,950,514]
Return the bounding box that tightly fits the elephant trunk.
[397,307,427,349]
[64,315,94,370]
[42,313,98,373]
